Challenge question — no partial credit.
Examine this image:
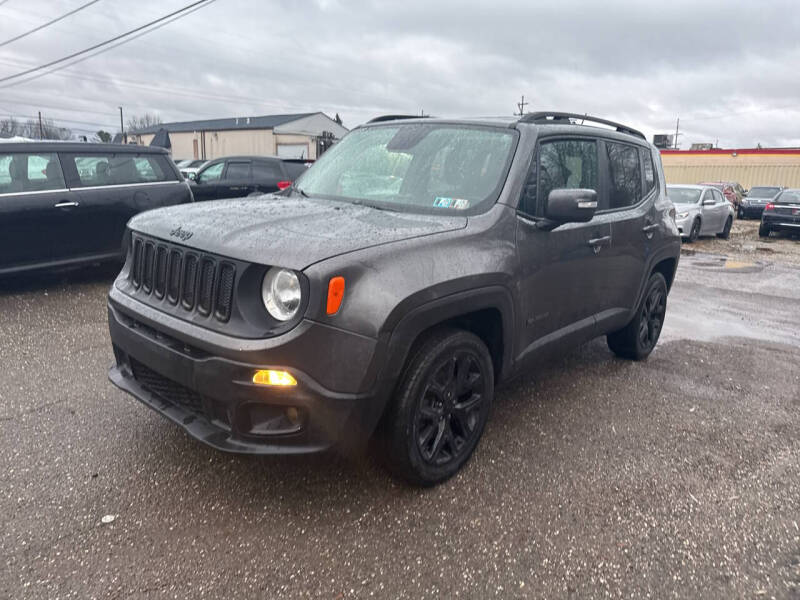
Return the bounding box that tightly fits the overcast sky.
[1,0,798,147]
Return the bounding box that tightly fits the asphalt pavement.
[1,253,799,599]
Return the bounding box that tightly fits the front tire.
[687,218,701,243]
[759,223,771,238]
[607,272,668,361]
[717,216,733,239]
[384,329,493,486]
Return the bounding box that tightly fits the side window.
[0,152,65,194]
[70,153,172,186]
[520,139,598,216]
[223,161,251,180]
[133,156,171,182]
[252,161,283,179]
[605,142,642,209]
[640,147,655,195]
[715,190,725,204]
[196,162,224,184]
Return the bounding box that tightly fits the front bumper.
[107,288,382,455]
[674,215,692,237]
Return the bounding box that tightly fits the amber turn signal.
[252,369,297,386]
[326,276,345,315]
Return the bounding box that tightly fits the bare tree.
[126,113,163,132]
[0,117,22,138]
[21,118,71,140]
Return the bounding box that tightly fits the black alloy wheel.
[607,272,668,361]
[384,329,493,486]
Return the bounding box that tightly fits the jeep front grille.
[129,234,236,323]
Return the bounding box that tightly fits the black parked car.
[107,113,680,485]
[740,186,783,219]
[189,155,308,201]
[0,142,192,277]
[760,188,800,237]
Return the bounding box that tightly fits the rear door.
[62,151,184,258]
[597,141,659,333]
[216,160,252,199]
[251,159,286,193]
[0,151,71,272]
[516,136,612,359]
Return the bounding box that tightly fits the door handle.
[642,223,659,239]
[587,235,611,254]
[54,200,79,208]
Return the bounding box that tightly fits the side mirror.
[188,172,197,181]
[545,188,598,224]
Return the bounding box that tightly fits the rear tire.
[384,329,493,486]
[759,223,771,238]
[607,272,668,361]
[717,216,733,239]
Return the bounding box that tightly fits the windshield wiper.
[292,184,309,198]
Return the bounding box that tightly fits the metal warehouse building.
[128,112,348,161]
[660,148,800,188]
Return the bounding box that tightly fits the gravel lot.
[687,217,800,266]
[1,250,799,599]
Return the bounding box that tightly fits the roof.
[0,141,165,154]
[130,112,317,135]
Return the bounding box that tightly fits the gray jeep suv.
[107,112,680,485]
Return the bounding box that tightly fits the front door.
[191,160,224,201]
[0,151,71,273]
[515,137,612,361]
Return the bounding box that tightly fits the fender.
[629,242,681,323]
[352,283,516,440]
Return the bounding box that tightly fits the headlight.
[261,267,302,321]
[676,211,689,219]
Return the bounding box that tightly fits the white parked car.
[668,184,735,242]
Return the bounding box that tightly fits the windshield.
[667,187,702,204]
[749,186,780,198]
[295,124,517,214]
[776,190,800,204]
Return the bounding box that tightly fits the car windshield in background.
[776,190,800,204]
[667,187,701,204]
[749,186,781,198]
[295,124,517,214]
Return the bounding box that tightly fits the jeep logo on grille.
[170,226,193,241]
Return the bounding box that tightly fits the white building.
[128,112,348,160]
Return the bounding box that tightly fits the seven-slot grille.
[130,235,236,322]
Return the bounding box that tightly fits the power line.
[0,97,120,118]
[1,112,116,129]
[0,0,102,48]
[0,0,214,85]
[0,0,11,7]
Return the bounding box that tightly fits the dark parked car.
[760,188,800,237]
[107,112,680,485]
[0,142,192,277]
[189,155,308,201]
[740,185,783,219]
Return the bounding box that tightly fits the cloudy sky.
[1,0,798,147]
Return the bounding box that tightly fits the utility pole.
[38,111,44,139]
[674,116,680,150]
[118,106,125,143]
[515,95,528,116]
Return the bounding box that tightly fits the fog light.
[252,369,297,386]
[286,406,300,426]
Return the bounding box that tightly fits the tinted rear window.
[605,142,642,209]
[68,153,176,187]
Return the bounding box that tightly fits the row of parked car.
[667,182,799,242]
[0,141,309,276]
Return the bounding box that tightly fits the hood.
[127,196,468,270]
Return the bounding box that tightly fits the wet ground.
[1,253,799,599]
[686,217,800,266]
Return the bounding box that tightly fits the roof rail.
[367,114,430,124]
[519,111,645,140]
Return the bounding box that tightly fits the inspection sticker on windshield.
[434,197,470,209]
